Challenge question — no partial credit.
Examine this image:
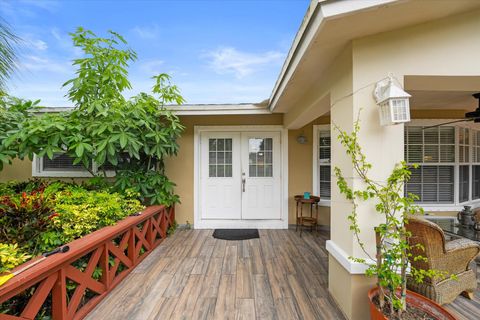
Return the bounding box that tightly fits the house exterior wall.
[0,112,335,229]
[167,113,331,227]
[332,8,480,320]
[164,114,284,225]
[0,158,33,181]
[275,7,480,320]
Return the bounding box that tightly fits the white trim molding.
[35,104,272,116]
[326,240,372,274]
[193,125,288,229]
[167,103,271,115]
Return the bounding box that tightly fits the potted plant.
[333,117,455,319]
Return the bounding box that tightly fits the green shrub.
[48,186,144,245]
[0,180,145,269]
[0,243,30,274]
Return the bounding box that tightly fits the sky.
[1,0,309,107]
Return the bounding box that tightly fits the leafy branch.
[333,111,448,318]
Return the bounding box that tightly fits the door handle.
[242,173,246,192]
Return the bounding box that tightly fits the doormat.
[212,229,259,241]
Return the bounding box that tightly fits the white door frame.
[194,125,288,229]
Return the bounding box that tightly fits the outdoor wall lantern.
[373,76,411,126]
[296,134,308,144]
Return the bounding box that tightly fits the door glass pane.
[225,165,232,177]
[209,138,232,177]
[225,139,232,151]
[248,138,273,177]
[217,165,225,177]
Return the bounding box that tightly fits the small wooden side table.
[294,195,320,237]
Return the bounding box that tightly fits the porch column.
[327,79,405,319]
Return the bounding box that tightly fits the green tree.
[0,19,19,90]
[1,28,185,206]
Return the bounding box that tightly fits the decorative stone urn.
[457,205,476,227]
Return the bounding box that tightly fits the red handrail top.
[0,205,167,299]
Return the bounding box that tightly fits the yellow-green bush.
[50,186,144,244]
[0,243,30,274]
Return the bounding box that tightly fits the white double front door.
[200,131,281,222]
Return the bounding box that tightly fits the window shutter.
[473,165,480,200]
[459,165,469,203]
[405,127,423,163]
[99,153,131,171]
[319,166,331,199]
[317,129,331,200]
[43,153,85,171]
[438,166,454,203]
[319,131,331,163]
[423,128,439,163]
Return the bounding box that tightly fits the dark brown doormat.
[212,229,259,240]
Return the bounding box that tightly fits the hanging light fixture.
[373,75,411,126]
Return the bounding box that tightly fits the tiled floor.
[86,228,479,320]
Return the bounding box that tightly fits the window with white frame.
[405,124,480,206]
[472,131,480,201]
[313,125,331,201]
[32,153,129,177]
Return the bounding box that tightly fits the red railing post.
[100,243,110,290]
[147,215,154,246]
[51,269,67,320]
[128,226,136,266]
[170,206,175,225]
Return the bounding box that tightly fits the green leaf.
[75,143,84,157]
[119,133,128,148]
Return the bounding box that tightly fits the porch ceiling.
[406,75,480,111]
[270,0,480,114]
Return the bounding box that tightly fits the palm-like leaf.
[0,19,19,91]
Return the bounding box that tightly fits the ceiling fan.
[422,92,480,130]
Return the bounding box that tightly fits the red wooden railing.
[0,205,174,320]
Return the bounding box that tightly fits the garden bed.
[0,180,175,319]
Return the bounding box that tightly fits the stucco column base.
[328,253,375,320]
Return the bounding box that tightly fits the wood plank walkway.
[86,229,344,320]
[86,229,479,320]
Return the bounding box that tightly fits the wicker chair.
[405,217,480,305]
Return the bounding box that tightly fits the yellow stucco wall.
[0,158,33,181]
[288,116,331,226]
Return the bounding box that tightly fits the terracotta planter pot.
[368,287,456,320]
